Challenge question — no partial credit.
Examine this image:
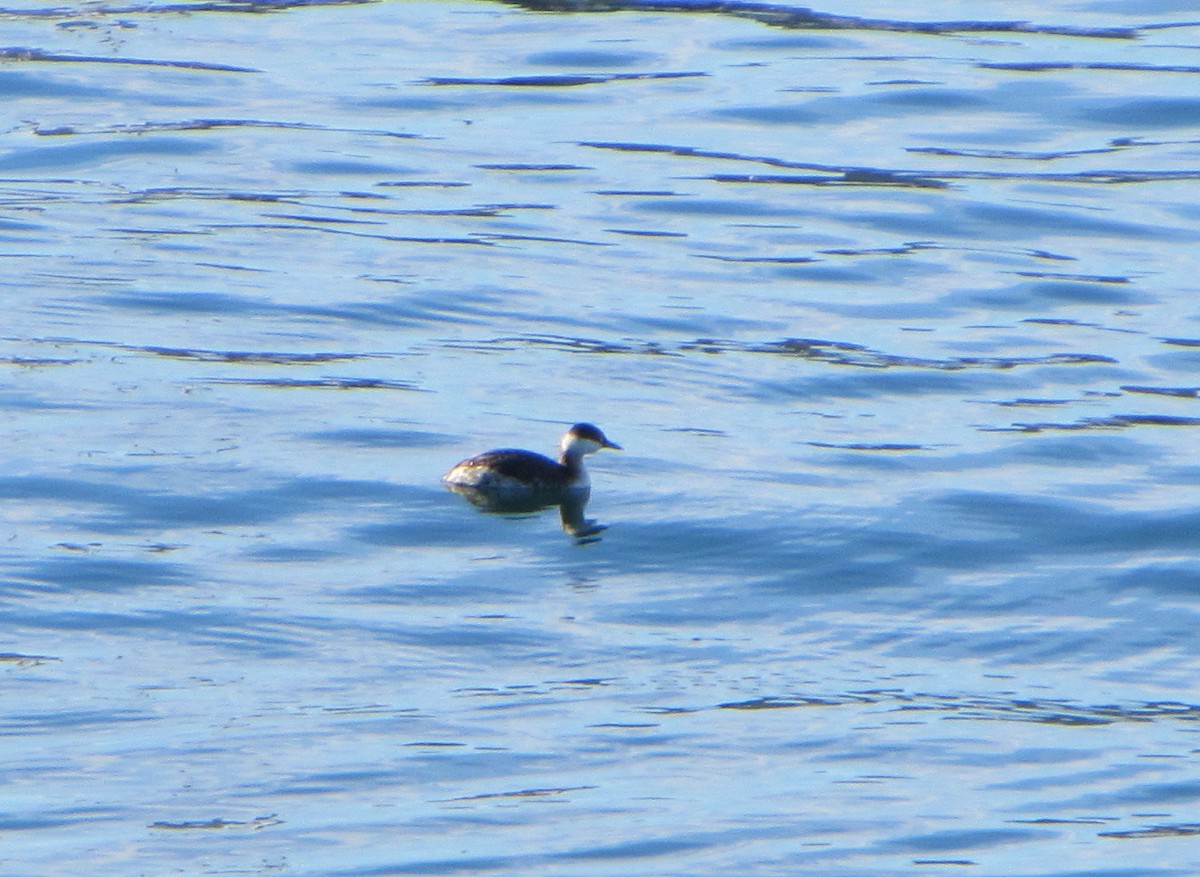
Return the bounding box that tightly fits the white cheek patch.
[562,436,602,457]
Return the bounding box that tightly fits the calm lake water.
[3,0,1200,873]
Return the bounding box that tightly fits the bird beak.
[604,439,623,451]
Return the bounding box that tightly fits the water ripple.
[3,1,1200,874]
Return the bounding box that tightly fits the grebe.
[443,423,621,496]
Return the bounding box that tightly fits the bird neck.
[559,449,590,485]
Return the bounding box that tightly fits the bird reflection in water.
[442,423,621,543]
[445,484,609,542]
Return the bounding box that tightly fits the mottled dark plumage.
[448,449,566,492]
[443,423,621,496]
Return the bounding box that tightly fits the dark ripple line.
[149,814,282,831]
[208,376,425,391]
[0,707,156,732]
[741,341,1117,371]
[423,71,706,87]
[709,692,1200,727]
[1099,823,1200,839]
[0,0,374,19]
[0,46,257,73]
[474,232,610,246]
[199,222,494,246]
[112,187,299,205]
[1121,385,1199,399]
[582,140,1200,185]
[109,186,508,217]
[436,785,595,803]
[908,145,1124,161]
[991,414,1200,433]
[982,61,1200,74]
[499,0,1141,39]
[703,171,948,190]
[446,333,1116,372]
[34,118,421,140]
[8,336,377,366]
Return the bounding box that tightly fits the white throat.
[559,436,601,488]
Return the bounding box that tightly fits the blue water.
[3,0,1200,873]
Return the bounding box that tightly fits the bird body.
[443,423,621,497]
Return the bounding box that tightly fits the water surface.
[3,1,1200,874]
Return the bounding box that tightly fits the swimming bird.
[443,423,622,497]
